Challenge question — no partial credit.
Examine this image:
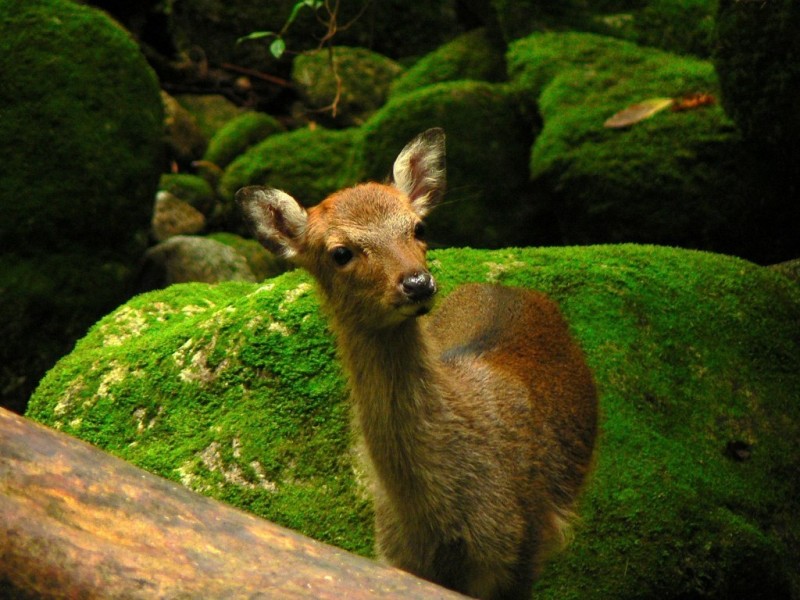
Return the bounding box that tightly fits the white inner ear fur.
[392,131,445,217]
[267,189,307,260]
[240,187,308,260]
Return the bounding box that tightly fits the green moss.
[219,127,361,206]
[292,47,403,127]
[0,0,163,412]
[158,174,217,216]
[208,232,291,280]
[28,245,800,597]
[203,112,285,169]
[358,81,543,248]
[175,95,244,140]
[390,28,508,98]
[0,0,163,260]
[506,32,795,262]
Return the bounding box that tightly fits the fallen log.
[0,408,464,599]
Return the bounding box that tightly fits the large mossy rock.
[219,127,361,213]
[357,81,543,248]
[0,0,164,412]
[0,0,163,259]
[203,112,285,171]
[507,31,797,263]
[28,245,800,598]
[389,28,508,98]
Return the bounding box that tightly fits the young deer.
[237,128,598,600]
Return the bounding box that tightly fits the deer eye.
[331,246,354,266]
[414,221,427,241]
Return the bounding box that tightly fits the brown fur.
[237,129,598,600]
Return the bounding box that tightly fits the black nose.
[400,272,437,302]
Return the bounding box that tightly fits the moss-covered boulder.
[292,47,403,127]
[0,0,163,259]
[175,94,245,141]
[219,127,361,210]
[458,1,716,57]
[135,235,257,293]
[389,28,507,98]
[714,0,800,149]
[208,232,291,281]
[203,112,285,170]
[507,31,798,263]
[28,245,800,598]
[357,81,544,248]
[151,192,206,242]
[0,0,164,412]
[162,91,208,168]
[158,174,217,217]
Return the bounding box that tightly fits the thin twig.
[220,63,293,88]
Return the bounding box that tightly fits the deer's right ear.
[236,186,308,260]
[392,128,446,218]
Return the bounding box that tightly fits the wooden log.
[0,408,464,599]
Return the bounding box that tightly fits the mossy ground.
[28,245,800,598]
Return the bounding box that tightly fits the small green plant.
[238,0,324,59]
[238,1,371,117]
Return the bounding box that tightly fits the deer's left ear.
[392,128,446,218]
[236,186,308,261]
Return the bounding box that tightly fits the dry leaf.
[604,98,675,129]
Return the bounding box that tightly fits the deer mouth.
[395,296,435,319]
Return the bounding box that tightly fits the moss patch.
[507,31,797,263]
[208,232,291,281]
[357,81,543,248]
[0,0,163,412]
[158,174,217,217]
[28,245,800,597]
[0,0,163,260]
[203,112,285,170]
[389,28,508,98]
[219,127,361,207]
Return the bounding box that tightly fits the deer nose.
[400,271,437,302]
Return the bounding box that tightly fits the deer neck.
[331,316,451,497]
